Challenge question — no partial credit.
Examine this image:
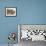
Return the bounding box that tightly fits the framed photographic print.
[5,7,16,16]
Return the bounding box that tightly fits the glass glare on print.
[6,8,16,16]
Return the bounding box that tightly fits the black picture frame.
[5,7,17,17]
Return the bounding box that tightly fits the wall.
[0,0,46,44]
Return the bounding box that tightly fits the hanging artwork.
[5,7,16,16]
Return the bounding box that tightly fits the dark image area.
[7,9,15,15]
